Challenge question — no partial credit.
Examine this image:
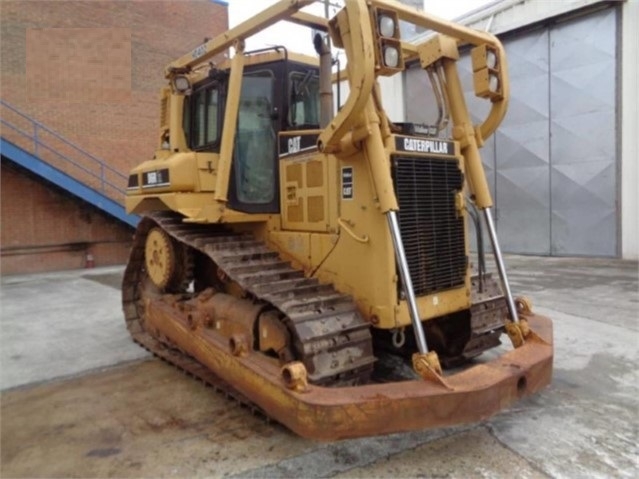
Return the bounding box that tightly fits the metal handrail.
[0,99,127,198]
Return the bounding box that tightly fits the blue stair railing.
[0,99,138,227]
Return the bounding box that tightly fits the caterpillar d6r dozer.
[122,0,553,440]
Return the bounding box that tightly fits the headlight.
[379,15,395,38]
[383,46,400,68]
[173,75,191,93]
[489,72,500,92]
[486,49,498,69]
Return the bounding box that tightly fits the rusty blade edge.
[144,298,553,441]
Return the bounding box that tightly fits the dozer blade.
[145,298,553,441]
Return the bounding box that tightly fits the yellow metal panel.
[280,154,330,233]
[127,191,273,225]
[417,34,459,69]
[394,288,472,328]
[128,153,198,195]
[288,199,304,223]
[326,154,339,232]
[195,152,218,191]
[283,163,304,223]
[306,161,323,188]
[126,192,216,215]
[310,148,399,327]
[267,231,312,272]
[307,196,325,223]
[286,163,303,186]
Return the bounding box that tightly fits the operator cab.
[182,49,320,214]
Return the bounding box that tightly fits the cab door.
[228,68,280,214]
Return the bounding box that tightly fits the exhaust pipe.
[315,32,333,128]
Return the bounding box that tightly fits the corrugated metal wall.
[404,6,618,256]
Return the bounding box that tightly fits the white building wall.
[333,75,404,125]
[428,0,638,258]
[621,0,638,259]
[457,0,608,35]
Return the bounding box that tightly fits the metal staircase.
[0,100,139,227]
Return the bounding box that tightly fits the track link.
[122,212,375,413]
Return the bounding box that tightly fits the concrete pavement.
[0,266,149,390]
[1,256,637,478]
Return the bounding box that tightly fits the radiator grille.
[392,156,467,296]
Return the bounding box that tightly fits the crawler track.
[122,212,375,415]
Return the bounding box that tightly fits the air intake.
[392,156,467,296]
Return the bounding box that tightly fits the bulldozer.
[122,0,553,440]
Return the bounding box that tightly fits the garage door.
[548,8,617,256]
[404,7,618,256]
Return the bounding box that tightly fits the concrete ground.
[0,266,149,390]
[1,256,637,478]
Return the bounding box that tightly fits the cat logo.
[288,136,301,154]
[279,133,319,158]
[394,135,455,156]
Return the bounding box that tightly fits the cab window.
[189,85,220,149]
[288,71,320,129]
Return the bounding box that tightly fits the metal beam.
[166,0,315,75]
[288,11,329,31]
[370,0,496,47]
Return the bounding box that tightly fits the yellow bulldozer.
[122,0,553,440]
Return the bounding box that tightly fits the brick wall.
[1,0,228,176]
[1,162,134,274]
[0,0,228,274]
